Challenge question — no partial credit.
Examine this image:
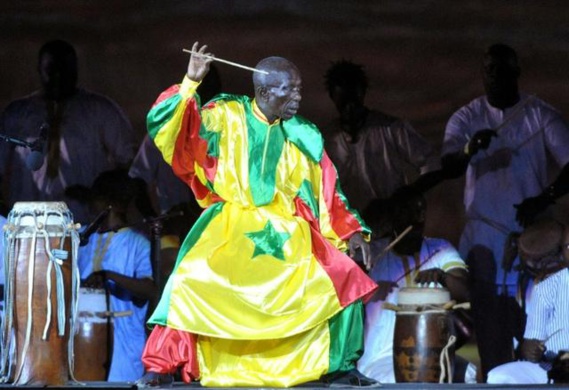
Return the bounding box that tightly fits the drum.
[73,287,113,381]
[392,287,455,383]
[0,202,79,385]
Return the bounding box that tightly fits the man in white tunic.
[0,40,137,224]
[441,43,569,380]
[323,60,440,213]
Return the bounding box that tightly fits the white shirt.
[0,89,137,224]
[524,268,569,355]
[324,110,439,212]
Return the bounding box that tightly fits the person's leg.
[465,241,516,381]
[137,325,199,386]
[471,283,516,381]
[323,301,380,387]
[487,361,547,384]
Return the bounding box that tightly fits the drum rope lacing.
[0,203,80,384]
[439,334,456,383]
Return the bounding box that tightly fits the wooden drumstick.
[451,302,471,310]
[382,302,400,312]
[182,49,269,75]
[442,300,457,310]
[383,225,414,260]
[96,310,133,318]
[544,328,564,343]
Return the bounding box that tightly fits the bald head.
[253,57,300,89]
[253,56,302,123]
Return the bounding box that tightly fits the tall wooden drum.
[393,287,455,383]
[0,202,79,385]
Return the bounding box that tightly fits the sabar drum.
[393,287,455,383]
[0,202,80,385]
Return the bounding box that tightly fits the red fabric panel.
[319,152,364,240]
[142,325,200,383]
[294,197,377,306]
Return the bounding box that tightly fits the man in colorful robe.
[136,42,379,388]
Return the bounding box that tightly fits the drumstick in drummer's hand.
[368,225,414,271]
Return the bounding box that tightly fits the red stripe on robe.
[320,153,364,240]
[294,197,377,306]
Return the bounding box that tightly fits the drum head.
[397,287,450,306]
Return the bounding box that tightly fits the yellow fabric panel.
[154,77,199,165]
[166,201,342,339]
[197,320,330,387]
[200,100,256,207]
[153,102,187,165]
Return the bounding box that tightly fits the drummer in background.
[357,187,476,383]
[488,219,569,384]
[71,169,156,382]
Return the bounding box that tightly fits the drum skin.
[393,309,454,382]
[12,235,72,385]
[73,288,112,381]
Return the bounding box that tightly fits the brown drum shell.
[11,236,72,385]
[73,291,113,381]
[393,309,455,383]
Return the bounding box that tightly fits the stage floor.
[0,382,566,390]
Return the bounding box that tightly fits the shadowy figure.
[358,187,475,383]
[440,43,569,380]
[136,42,378,388]
[0,40,137,224]
[322,60,440,214]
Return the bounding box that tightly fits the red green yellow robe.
[143,76,378,387]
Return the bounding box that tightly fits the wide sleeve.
[394,119,440,174]
[442,106,474,157]
[316,151,370,250]
[146,76,218,207]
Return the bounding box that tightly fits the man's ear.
[257,86,269,101]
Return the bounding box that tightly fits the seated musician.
[488,218,569,384]
[71,169,157,382]
[357,187,476,383]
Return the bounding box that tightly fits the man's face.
[330,83,365,120]
[264,69,302,121]
[482,53,519,98]
[39,51,77,100]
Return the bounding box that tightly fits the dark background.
[2,1,569,245]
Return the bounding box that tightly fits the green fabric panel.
[327,300,365,374]
[244,102,285,207]
[297,179,320,219]
[147,202,224,326]
[198,122,221,158]
[146,94,182,140]
[281,115,324,163]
